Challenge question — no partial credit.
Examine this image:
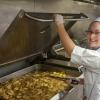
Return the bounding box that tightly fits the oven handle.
[25,13,89,22]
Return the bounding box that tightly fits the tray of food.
[0,64,81,100]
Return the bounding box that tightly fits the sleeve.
[71,46,100,70]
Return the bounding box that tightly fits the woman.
[54,15,100,100]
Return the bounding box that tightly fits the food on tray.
[0,70,79,100]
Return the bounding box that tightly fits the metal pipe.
[25,13,89,22]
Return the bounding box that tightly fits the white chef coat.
[71,46,100,100]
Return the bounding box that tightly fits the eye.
[85,30,92,34]
[95,32,100,34]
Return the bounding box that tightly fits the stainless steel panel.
[0,9,88,66]
[0,10,57,65]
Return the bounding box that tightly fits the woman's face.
[87,22,100,49]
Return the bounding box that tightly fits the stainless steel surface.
[0,0,100,47]
[0,64,80,83]
[62,85,83,100]
[0,64,35,83]
[0,0,100,39]
[0,9,89,66]
[73,0,100,5]
[0,64,81,100]
[0,52,41,66]
[0,10,57,66]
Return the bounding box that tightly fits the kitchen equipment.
[0,9,89,100]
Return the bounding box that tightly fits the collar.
[91,47,100,50]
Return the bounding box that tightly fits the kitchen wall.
[0,0,100,46]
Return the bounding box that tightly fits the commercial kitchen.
[0,0,100,100]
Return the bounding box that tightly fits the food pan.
[0,64,81,100]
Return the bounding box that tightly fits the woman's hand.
[54,14,64,26]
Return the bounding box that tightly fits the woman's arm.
[54,15,75,57]
[56,24,75,57]
[54,15,100,71]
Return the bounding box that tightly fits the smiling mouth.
[91,41,96,42]
[90,42,96,44]
[89,41,97,45]
[90,40,97,42]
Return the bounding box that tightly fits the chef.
[54,15,100,100]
